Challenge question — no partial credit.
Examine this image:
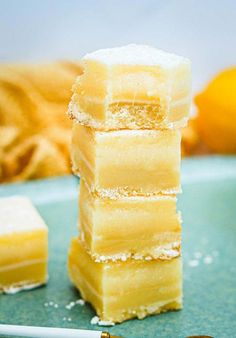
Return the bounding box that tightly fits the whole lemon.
[195,68,236,153]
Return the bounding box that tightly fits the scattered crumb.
[65,302,75,310]
[188,259,199,267]
[90,316,99,325]
[133,253,143,260]
[44,301,59,308]
[66,299,85,310]
[98,320,115,326]
[194,252,202,259]
[76,299,85,306]
[145,256,152,261]
[90,315,115,326]
[63,316,72,322]
[204,255,213,265]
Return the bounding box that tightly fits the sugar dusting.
[42,298,85,323]
[0,196,47,235]
[84,44,190,68]
[1,281,45,294]
[90,316,99,325]
[63,317,72,322]
[90,316,115,326]
[187,245,219,269]
[65,299,85,310]
[44,300,60,309]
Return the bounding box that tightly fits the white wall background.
[0,0,235,92]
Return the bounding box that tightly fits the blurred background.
[0,0,236,183]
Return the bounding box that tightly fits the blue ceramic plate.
[0,156,236,338]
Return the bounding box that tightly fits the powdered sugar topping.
[84,44,190,68]
[0,196,47,235]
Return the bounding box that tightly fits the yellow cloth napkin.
[3,60,230,183]
[0,61,82,183]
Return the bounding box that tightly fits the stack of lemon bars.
[68,44,191,324]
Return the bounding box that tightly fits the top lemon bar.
[68,44,191,130]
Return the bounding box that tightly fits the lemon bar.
[68,44,191,130]
[79,179,181,261]
[0,196,48,293]
[68,237,182,323]
[72,123,181,196]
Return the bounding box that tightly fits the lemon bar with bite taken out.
[68,44,191,131]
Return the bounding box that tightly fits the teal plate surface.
[0,156,236,338]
